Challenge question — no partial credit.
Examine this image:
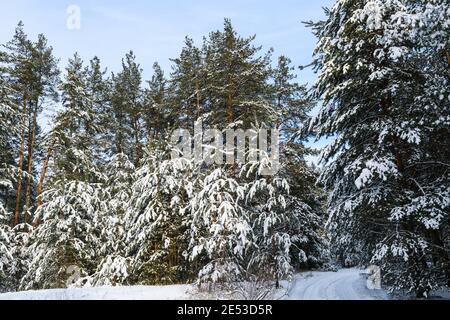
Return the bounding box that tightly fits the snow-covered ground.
[0,269,385,300]
[3,269,447,300]
[286,268,388,300]
[0,284,192,300]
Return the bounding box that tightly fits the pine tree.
[271,56,330,270]
[203,19,273,127]
[23,54,103,289]
[0,46,32,291]
[125,144,195,285]
[279,141,330,271]
[189,165,251,286]
[0,204,12,292]
[2,22,59,226]
[272,56,310,132]
[86,56,110,166]
[51,53,101,182]
[169,37,206,127]
[110,51,144,166]
[144,62,171,140]
[0,66,19,214]
[22,180,103,289]
[308,0,449,297]
[89,153,135,286]
[0,72,15,290]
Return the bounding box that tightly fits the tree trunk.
[24,107,38,224]
[13,96,28,226]
[135,118,141,168]
[429,230,450,287]
[227,92,234,124]
[380,99,405,172]
[34,146,54,228]
[196,80,202,120]
[276,95,282,129]
[134,117,141,167]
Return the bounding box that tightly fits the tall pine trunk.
[13,95,28,226]
[196,80,202,119]
[134,116,141,167]
[34,146,54,228]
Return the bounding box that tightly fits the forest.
[0,0,449,299]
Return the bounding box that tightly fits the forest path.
[287,268,388,300]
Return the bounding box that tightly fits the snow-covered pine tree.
[86,56,111,166]
[189,165,251,287]
[0,203,12,292]
[144,62,172,140]
[241,151,292,289]
[22,54,104,290]
[279,141,330,271]
[0,65,18,215]
[22,180,104,290]
[169,37,206,128]
[48,53,102,182]
[125,144,195,285]
[188,136,306,293]
[0,51,33,291]
[89,153,135,287]
[0,72,15,291]
[3,23,59,226]
[308,0,450,297]
[272,55,310,132]
[203,19,274,127]
[271,55,330,271]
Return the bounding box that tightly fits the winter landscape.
[0,0,449,301]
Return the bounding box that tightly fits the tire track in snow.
[287,269,388,300]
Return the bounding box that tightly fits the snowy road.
[0,269,389,300]
[287,269,388,300]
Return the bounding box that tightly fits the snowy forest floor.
[0,269,448,300]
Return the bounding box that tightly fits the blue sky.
[0,0,333,158]
[1,0,333,84]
